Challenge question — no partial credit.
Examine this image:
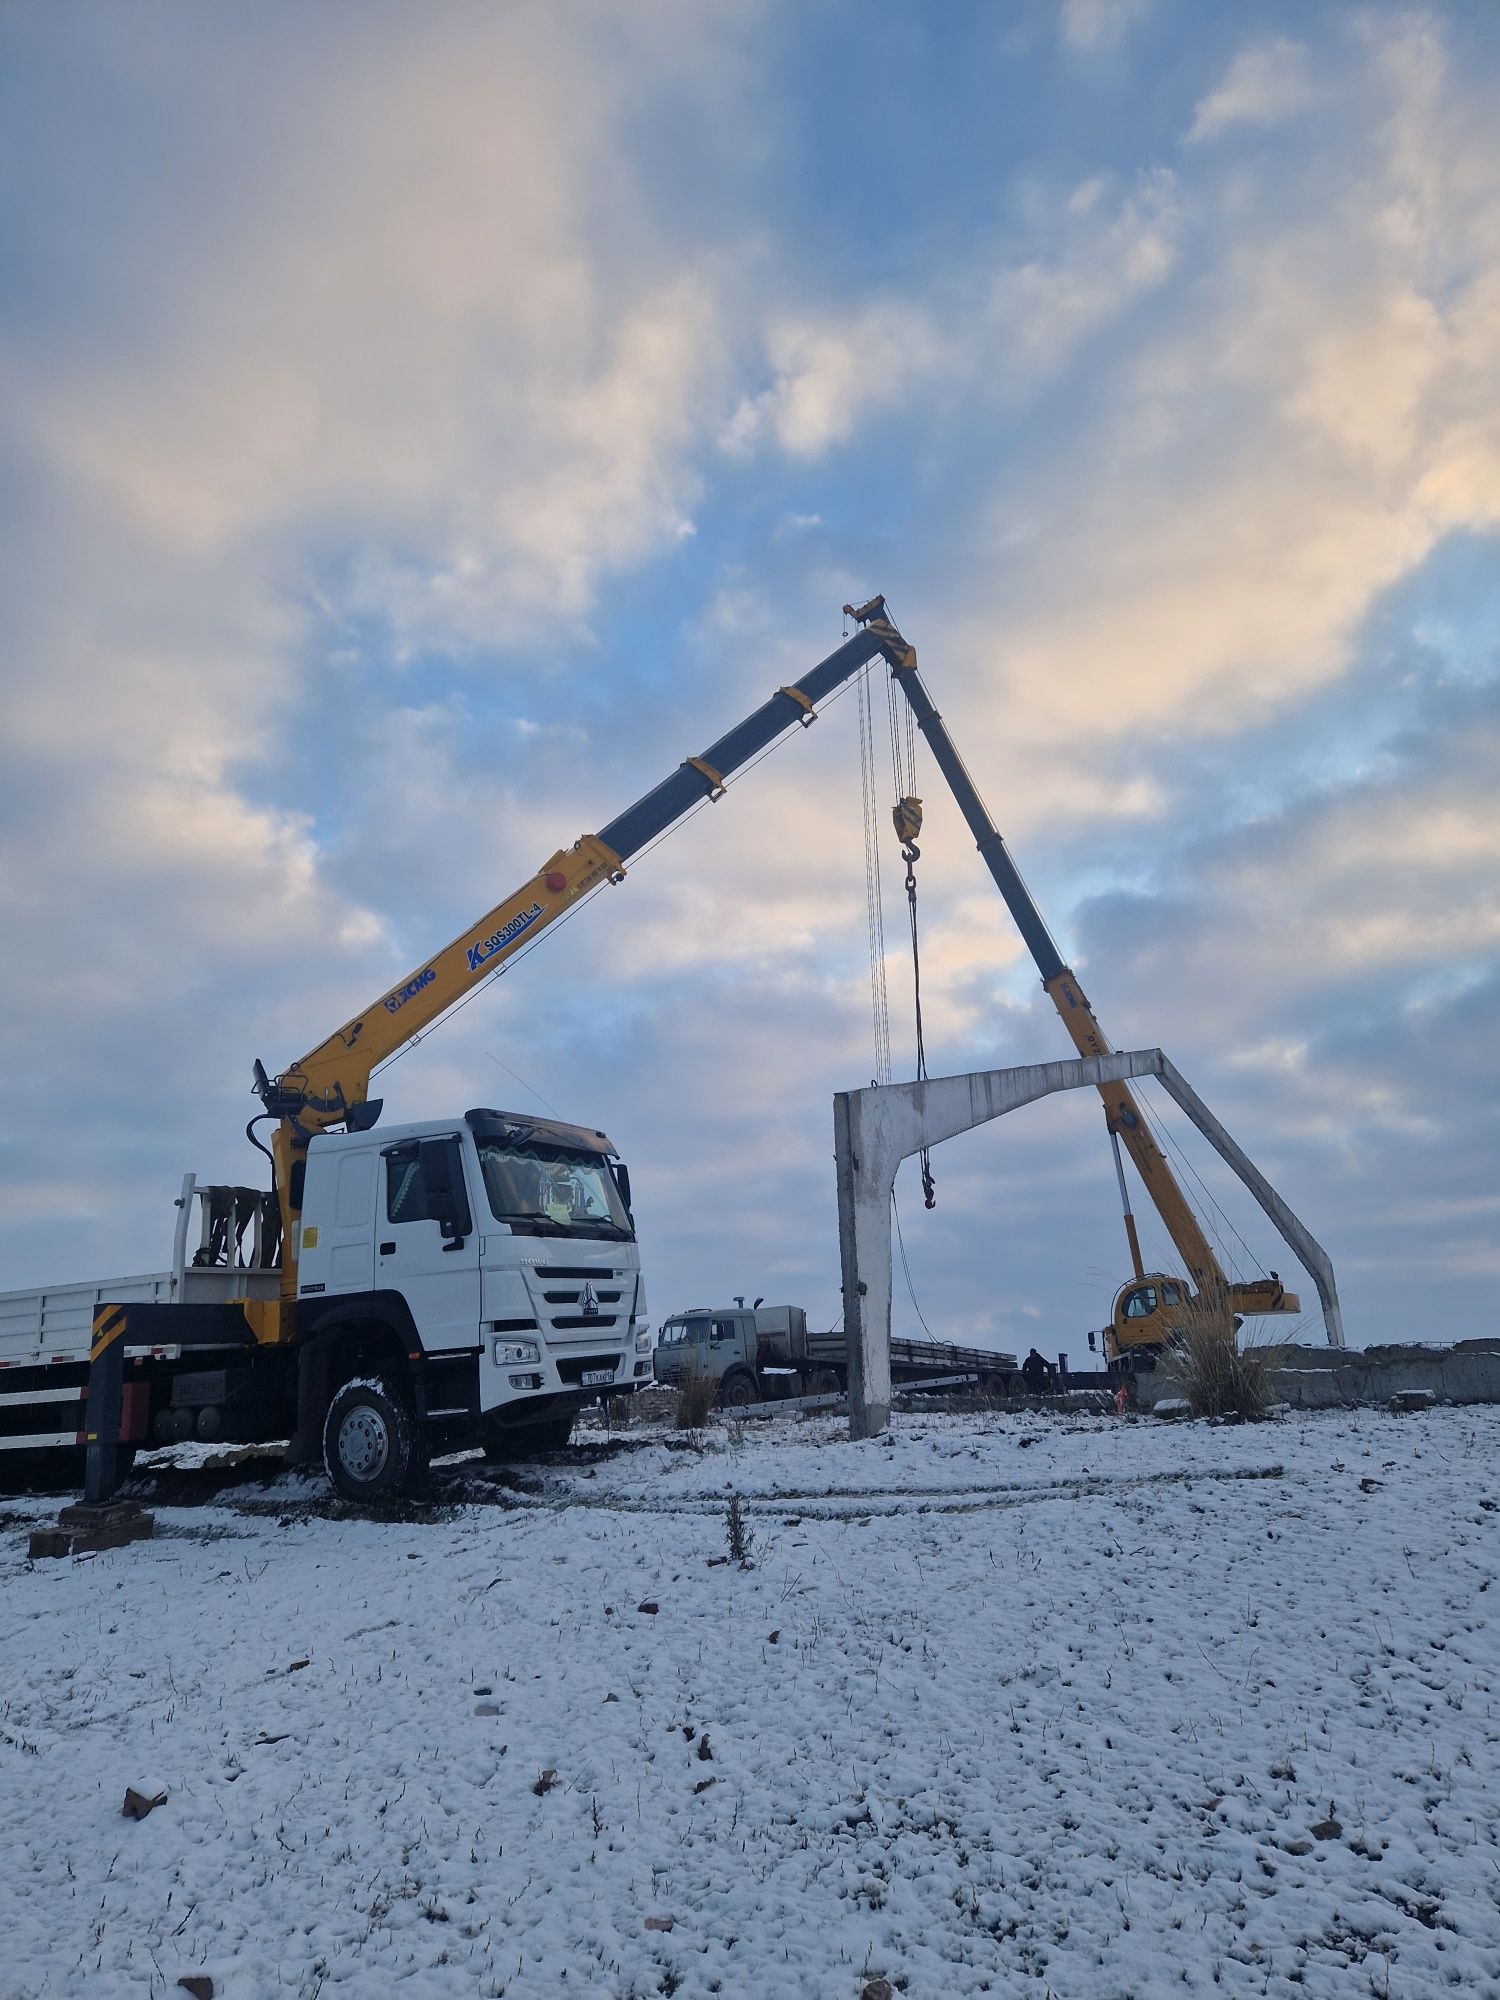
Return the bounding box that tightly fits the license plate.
[582,1368,616,1387]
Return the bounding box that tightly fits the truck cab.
[20,1108,655,1506]
[295,1108,652,1490]
[648,1296,804,1408]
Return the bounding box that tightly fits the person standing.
[1021,1347,1051,1394]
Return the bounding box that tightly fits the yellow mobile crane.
[844,596,1302,1370]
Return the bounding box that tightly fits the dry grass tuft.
[1175,1301,1284,1421]
[725,1491,753,1564]
[674,1359,718,1431]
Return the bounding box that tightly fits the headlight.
[495,1339,541,1366]
[635,1330,653,1354]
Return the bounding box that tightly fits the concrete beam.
[1152,1055,1345,1349]
[834,1047,1343,1439]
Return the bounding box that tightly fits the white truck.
[0,1111,651,1502]
[654,1302,1017,1406]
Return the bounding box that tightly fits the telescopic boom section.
[255,623,891,1290]
[843,596,1227,1300]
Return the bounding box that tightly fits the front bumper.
[477,1334,653,1416]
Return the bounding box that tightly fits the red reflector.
[545,871,567,893]
[120,1381,150,1441]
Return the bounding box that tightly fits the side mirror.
[419,1139,472,1247]
[611,1161,632,1214]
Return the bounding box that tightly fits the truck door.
[378,1135,482,1354]
[328,1149,377,1293]
[709,1315,743,1372]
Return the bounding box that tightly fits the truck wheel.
[718,1370,760,1410]
[323,1377,426,1503]
[482,1415,575,1460]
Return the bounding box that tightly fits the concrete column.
[835,1092,891,1440]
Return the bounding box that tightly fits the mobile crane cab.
[1104,1270,1299,1372]
[1109,1274,1193,1366]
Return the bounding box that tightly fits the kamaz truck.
[654,1302,1017,1406]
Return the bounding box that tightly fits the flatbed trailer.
[0,1187,278,1472]
[806,1328,1018,1386]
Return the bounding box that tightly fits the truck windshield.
[476,1142,633,1240]
[658,1319,708,1346]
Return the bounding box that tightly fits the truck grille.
[522,1265,636,1345]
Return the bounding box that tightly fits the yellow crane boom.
[252,620,898,1328]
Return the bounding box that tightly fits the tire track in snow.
[510,1460,1285,1520]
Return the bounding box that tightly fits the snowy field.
[2,1404,1498,2000]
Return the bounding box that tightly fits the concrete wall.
[1137,1339,1500,1412]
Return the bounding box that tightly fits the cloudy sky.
[2,0,1497,1357]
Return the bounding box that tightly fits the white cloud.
[724,302,946,459]
[725,169,1182,459]
[24,44,735,651]
[990,168,1182,379]
[1188,37,1313,142]
[1060,0,1154,54]
[936,19,1500,785]
[0,2,758,1284]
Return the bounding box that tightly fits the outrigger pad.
[36,1500,157,1555]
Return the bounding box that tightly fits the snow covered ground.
[2,1404,1498,1999]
